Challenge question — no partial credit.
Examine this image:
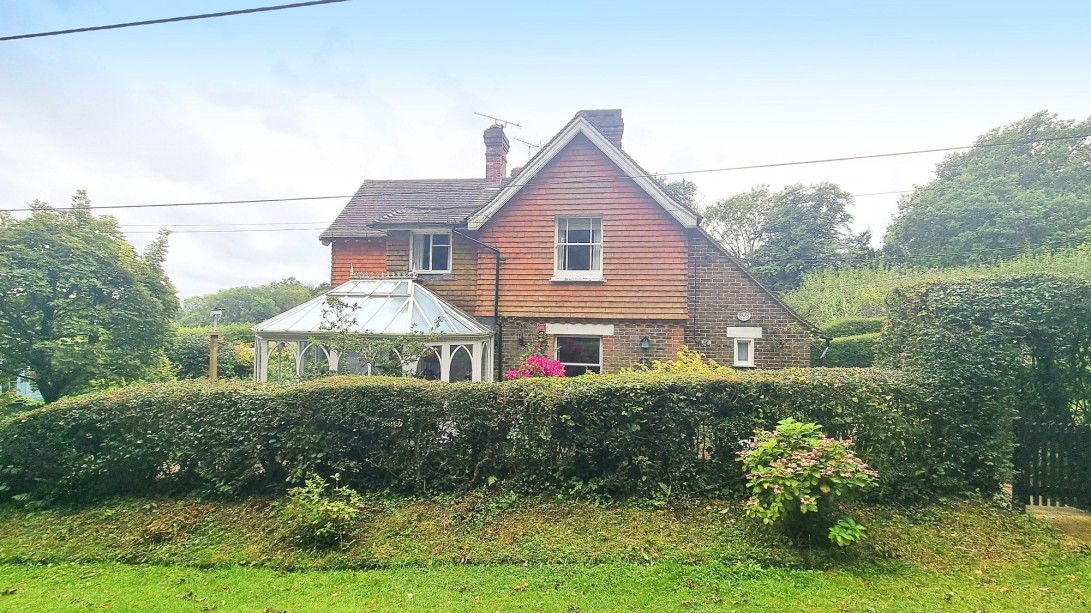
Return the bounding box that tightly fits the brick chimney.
[576,109,624,149]
[483,124,509,187]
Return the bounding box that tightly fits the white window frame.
[553,216,603,281]
[733,338,755,368]
[555,335,603,376]
[410,231,452,273]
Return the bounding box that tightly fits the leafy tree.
[705,183,872,291]
[884,111,1091,266]
[0,191,178,403]
[179,277,329,326]
[654,175,699,208]
[703,186,775,257]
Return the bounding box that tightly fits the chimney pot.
[483,124,509,187]
[576,109,624,149]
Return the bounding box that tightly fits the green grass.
[783,244,1091,325]
[0,496,1087,611]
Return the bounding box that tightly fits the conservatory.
[252,273,494,382]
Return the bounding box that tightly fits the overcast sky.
[2,1,1090,302]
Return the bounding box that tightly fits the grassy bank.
[0,496,1086,611]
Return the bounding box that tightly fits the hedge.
[822,317,885,338]
[813,333,880,368]
[0,369,971,505]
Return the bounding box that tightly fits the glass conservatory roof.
[252,277,491,337]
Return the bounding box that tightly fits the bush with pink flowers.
[738,418,878,546]
[505,355,566,380]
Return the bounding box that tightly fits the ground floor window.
[556,336,602,376]
[733,338,755,367]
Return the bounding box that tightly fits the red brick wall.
[685,231,811,368]
[330,239,386,285]
[498,317,685,374]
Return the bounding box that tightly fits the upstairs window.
[555,217,602,279]
[411,232,451,273]
[556,336,602,376]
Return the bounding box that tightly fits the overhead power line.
[0,0,350,41]
[2,133,1086,214]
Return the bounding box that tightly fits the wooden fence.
[1013,422,1091,509]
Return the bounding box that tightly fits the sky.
[2,0,1090,303]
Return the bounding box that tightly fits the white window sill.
[550,274,606,283]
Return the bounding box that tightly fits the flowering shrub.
[506,355,566,380]
[622,347,737,377]
[738,418,878,546]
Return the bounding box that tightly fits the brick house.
[315,109,816,379]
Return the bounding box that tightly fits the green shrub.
[813,333,880,368]
[821,317,884,338]
[165,324,254,379]
[0,369,957,505]
[879,272,1091,494]
[278,474,365,550]
[739,418,876,546]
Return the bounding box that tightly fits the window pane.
[450,345,473,382]
[737,340,750,363]
[415,351,441,380]
[558,336,600,364]
[432,233,450,246]
[591,245,601,270]
[557,218,568,243]
[590,218,601,243]
[564,245,592,270]
[432,243,450,271]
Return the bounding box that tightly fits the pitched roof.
[467,114,701,229]
[319,178,509,242]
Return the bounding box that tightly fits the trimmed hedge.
[0,369,966,505]
[815,333,880,368]
[822,317,885,338]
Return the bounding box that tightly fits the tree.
[654,175,699,209]
[178,277,329,326]
[884,111,1091,266]
[0,191,179,402]
[703,186,775,257]
[704,183,871,291]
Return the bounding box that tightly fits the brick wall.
[685,230,812,368]
[497,317,685,374]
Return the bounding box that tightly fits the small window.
[411,232,451,273]
[734,338,755,368]
[555,217,602,278]
[556,336,602,376]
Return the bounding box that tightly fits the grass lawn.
[0,496,1087,611]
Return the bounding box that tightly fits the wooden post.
[210,332,219,382]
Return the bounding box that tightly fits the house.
[254,109,815,382]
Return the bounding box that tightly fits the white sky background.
[2,1,1089,300]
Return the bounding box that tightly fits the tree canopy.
[704,183,871,291]
[179,277,329,326]
[884,111,1091,266]
[0,191,178,403]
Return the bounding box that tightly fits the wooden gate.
[1013,422,1091,509]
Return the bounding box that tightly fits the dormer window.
[411,231,451,273]
[554,216,603,281]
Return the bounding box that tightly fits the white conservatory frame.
[252,273,494,382]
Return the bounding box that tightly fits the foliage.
[653,175,699,209]
[622,346,735,377]
[0,191,179,403]
[0,367,965,504]
[812,333,880,368]
[703,183,873,291]
[278,474,365,550]
[505,355,565,379]
[828,517,867,547]
[738,419,876,545]
[821,317,885,338]
[783,242,1091,325]
[164,324,255,379]
[878,273,1091,493]
[884,111,1091,267]
[178,277,329,327]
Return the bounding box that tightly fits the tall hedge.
[0,369,954,504]
[813,333,880,367]
[822,317,885,338]
[879,273,1091,494]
